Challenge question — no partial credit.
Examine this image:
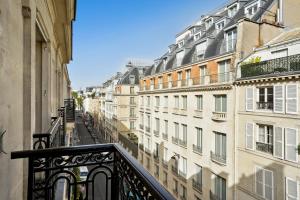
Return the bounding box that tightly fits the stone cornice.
[234,74,300,86]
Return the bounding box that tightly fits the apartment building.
[137,0,300,199]
[235,29,300,200]
[0,0,75,199]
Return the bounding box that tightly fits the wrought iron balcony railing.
[210,151,226,165]
[33,108,66,149]
[64,98,75,122]
[139,124,144,130]
[162,133,168,140]
[211,112,227,121]
[11,143,175,200]
[256,142,273,154]
[240,54,300,78]
[153,130,159,137]
[145,126,150,133]
[172,136,178,144]
[178,139,187,148]
[256,102,273,110]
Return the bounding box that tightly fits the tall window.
[130,97,135,104]
[182,95,187,110]
[180,185,187,199]
[214,132,226,160]
[176,51,184,66]
[213,174,226,200]
[196,127,202,147]
[174,96,179,108]
[177,71,182,80]
[155,142,159,157]
[194,164,202,184]
[181,124,187,143]
[196,95,203,110]
[218,60,230,82]
[147,96,150,107]
[130,87,134,94]
[255,166,273,200]
[179,157,187,175]
[226,29,237,52]
[155,96,160,107]
[215,95,227,112]
[174,122,179,138]
[146,115,150,128]
[130,121,135,130]
[257,87,273,110]
[257,124,273,154]
[164,120,168,135]
[130,108,135,117]
[164,96,168,107]
[155,118,160,132]
[163,147,168,161]
[228,4,238,17]
[140,96,144,106]
[186,69,191,80]
[140,113,144,125]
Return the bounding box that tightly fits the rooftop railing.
[11,143,175,200]
[240,54,300,78]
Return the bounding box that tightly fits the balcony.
[139,124,144,130]
[211,112,227,121]
[240,54,300,78]
[178,139,187,148]
[210,151,226,165]
[192,179,202,193]
[172,136,178,144]
[193,144,202,155]
[162,133,168,140]
[210,72,232,84]
[11,143,175,200]
[194,110,203,118]
[256,142,273,154]
[154,130,160,137]
[257,102,273,110]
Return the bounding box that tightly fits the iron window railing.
[256,142,273,154]
[256,102,273,110]
[193,144,202,154]
[240,54,300,78]
[192,179,202,193]
[11,143,175,200]
[210,151,226,165]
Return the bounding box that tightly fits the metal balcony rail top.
[240,53,300,78]
[11,143,175,200]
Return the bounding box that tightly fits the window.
[174,96,179,108]
[256,124,273,154]
[246,2,259,18]
[226,29,237,52]
[186,69,191,80]
[178,40,184,48]
[213,174,226,200]
[177,71,182,80]
[155,96,160,107]
[146,136,151,150]
[130,108,135,117]
[228,4,238,17]
[146,115,150,128]
[146,96,150,107]
[218,60,230,82]
[179,156,187,175]
[196,127,202,147]
[163,147,168,162]
[163,171,168,185]
[174,179,178,193]
[130,121,135,130]
[176,51,184,66]
[155,165,159,177]
[181,124,187,143]
[180,185,187,199]
[216,20,225,31]
[155,118,160,132]
[214,132,226,160]
[130,97,135,104]
[129,76,135,85]
[164,120,168,135]
[140,113,144,125]
[164,96,168,107]
[196,41,206,57]
[286,177,299,200]
[255,166,273,200]
[174,122,179,138]
[155,142,159,157]
[196,95,203,110]
[194,32,201,41]
[140,96,144,106]
[194,164,202,184]
[130,86,134,94]
[205,17,213,29]
[257,87,273,110]
[182,95,187,110]
[215,95,227,112]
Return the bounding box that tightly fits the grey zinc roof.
[118,66,150,85]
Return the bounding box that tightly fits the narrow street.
[74,113,111,200]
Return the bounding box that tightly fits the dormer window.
[228,3,239,17]
[129,75,135,85]
[178,40,184,48]
[216,20,225,32]
[176,50,185,66]
[245,0,261,18]
[194,32,201,41]
[205,17,213,29]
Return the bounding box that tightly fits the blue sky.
[69,0,229,90]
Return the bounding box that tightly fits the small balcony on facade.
[192,178,202,193]
[256,142,273,154]
[240,54,300,79]
[210,151,226,165]
[178,139,187,148]
[145,126,150,133]
[256,101,273,110]
[193,144,202,155]
[194,110,203,118]
[153,154,160,163]
[144,147,152,155]
[211,112,227,121]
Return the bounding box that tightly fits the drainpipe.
[278,0,283,24]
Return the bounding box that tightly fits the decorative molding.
[235,74,300,85]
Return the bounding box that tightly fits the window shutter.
[264,170,273,200]
[246,123,254,150]
[246,87,254,111]
[285,128,298,162]
[274,85,284,113]
[286,85,298,114]
[274,127,284,159]
[286,177,298,200]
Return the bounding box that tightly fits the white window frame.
[255,166,274,200]
[286,84,298,114]
[285,177,299,200]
